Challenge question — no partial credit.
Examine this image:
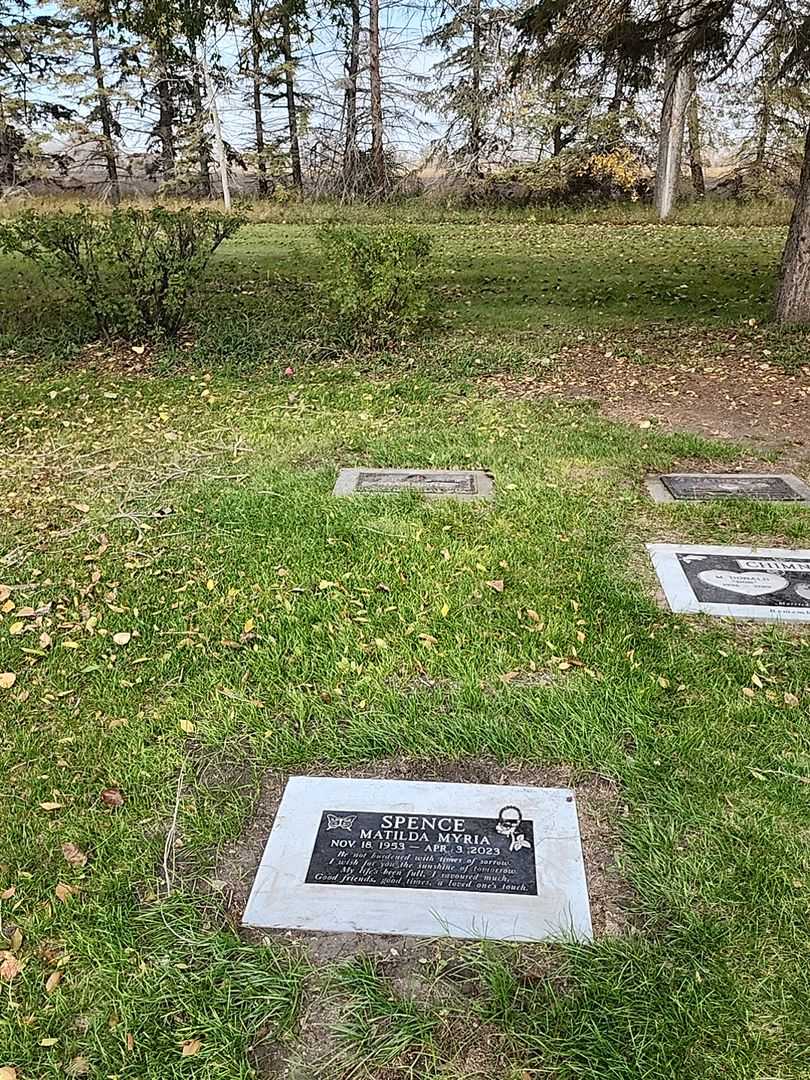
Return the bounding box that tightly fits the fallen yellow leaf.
[0,673,16,690]
[181,1038,202,1057]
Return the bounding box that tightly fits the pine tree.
[425,0,514,175]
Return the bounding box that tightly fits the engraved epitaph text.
[677,552,810,609]
[305,808,538,895]
[356,471,477,495]
[660,474,802,501]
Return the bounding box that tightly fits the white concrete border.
[647,542,810,622]
[242,776,592,943]
[645,473,810,504]
[333,467,494,502]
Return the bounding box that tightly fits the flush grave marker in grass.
[242,776,592,942]
[646,472,810,504]
[333,467,494,501]
[648,543,810,622]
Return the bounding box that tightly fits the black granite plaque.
[305,808,538,895]
[356,471,477,495]
[678,552,810,608]
[661,474,801,501]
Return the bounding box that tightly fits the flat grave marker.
[648,543,810,622]
[333,468,493,501]
[646,473,810,504]
[242,776,592,942]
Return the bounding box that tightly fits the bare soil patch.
[483,337,810,466]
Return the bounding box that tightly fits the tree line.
[1,0,809,320]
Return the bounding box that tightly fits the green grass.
[1,207,809,1078]
[0,206,797,365]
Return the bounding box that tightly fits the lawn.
[1,208,809,1079]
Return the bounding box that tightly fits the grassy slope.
[0,213,809,1079]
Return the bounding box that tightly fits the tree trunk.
[469,0,482,176]
[608,57,626,114]
[202,48,231,210]
[368,0,385,195]
[342,0,360,197]
[776,123,810,324]
[686,66,705,197]
[755,70,771,165]
[552,122,564,156]
[250,0,268,196]
[607,0,630,116]
[654,51,690,220]
[187,37,212,197]
[155,43,175,181]
[280,8,302,191]
[89,13,120,204]
[0,106,19,190]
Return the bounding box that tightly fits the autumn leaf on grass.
[61,842,88,868]
[112,632,131,646]
[45,970,62,994]
[0,1067,17,1080]
[486,579,505,593]
[100,788,124,809]
[181,1039,203,1057]
[0,953,21,982]
[55,883,80,902]
[0,886,15,900]
[0,673,16,690]
[39,802,63,812]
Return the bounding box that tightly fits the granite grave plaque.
[243,776,592,942]
[333,468,494,501]
[648,543,810,622]
[646,473,810,504]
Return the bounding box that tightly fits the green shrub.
[318,224,433,345]
[0,204,246,338]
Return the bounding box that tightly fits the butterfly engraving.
[326,814,356,831]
